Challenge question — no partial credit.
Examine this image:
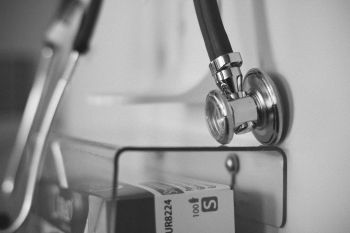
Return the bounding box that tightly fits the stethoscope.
[0,1,286,232]
[194,0,285,145]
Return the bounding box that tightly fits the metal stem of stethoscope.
[194,0,285,145]
[0,0,102,231]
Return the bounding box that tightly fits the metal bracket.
[115,146,287,228]
[35,138,287,231]
[225,149,287,227]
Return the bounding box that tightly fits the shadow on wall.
[235,192,279,233]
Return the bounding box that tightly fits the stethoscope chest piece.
[205,68,284,145]
[243,68,284,145]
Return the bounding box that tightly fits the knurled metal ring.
[209,52,242,75]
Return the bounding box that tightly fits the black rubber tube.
[73,0,103,54]
[0,213,11,230]
[55,0,103,54]
[193,0,233,61]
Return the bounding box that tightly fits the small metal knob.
[225,154,239,189]
[225,154,239,174]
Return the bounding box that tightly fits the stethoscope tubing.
[193,0,233,61]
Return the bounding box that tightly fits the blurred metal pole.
[0,1,86,232]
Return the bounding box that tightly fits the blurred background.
[0,0,62,178]
[1,1,350,232]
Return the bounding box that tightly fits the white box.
[89,177,235,233]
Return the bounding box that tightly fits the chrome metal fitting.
[205,68,284,145]
[209,52,242,74]
[206,90,257,144]
[209,52,244,99]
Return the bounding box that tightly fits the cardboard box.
[88,177,235,233]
